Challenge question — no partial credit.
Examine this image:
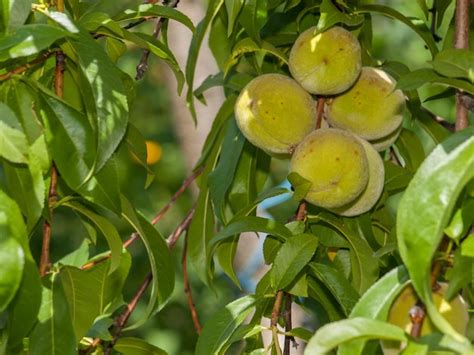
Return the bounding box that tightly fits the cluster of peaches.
[234,26,406,216]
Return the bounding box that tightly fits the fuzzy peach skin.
[289,26,362,95]
[331,137,384,216]
[290,128,369,209]
[234,74,317,155]
[326,67,406,140]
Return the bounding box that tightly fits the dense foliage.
[0,0,473,354]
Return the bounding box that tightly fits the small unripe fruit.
[326,67,406,140]
[383,283,469,354]
[289,26,362,95]
[290,128,369,209]
[234,74,317,155]
[369,126,402,152]
[331,138,384,216]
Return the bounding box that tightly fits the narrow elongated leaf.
[308,263,359,316]
[355,5,438,56]
[0,121,28,163]
[60,254,131,341]
[114,337,167,355]
[445,198,474,242]
[37,88,96,190]
[310,213,379,294]
[0,24,72,61]
[225,0,244,36]
[431,49,474,82]
[271,234,318,290]
[77,157,122,214]
[397,128,474,346]
[69,30,128,171]
[209,119,245,223]
[0,237,23,312]
[195,295,257,355]
[397,68,474,94]
[114,4,194,32]
[185,0,225,122]
[121,197,174,322]
[0,0,32,33]
[64,201,122,273]
[304,318,407,355]
[238,0,267,42]
[338,266,409,355]
[317,0,364,31]
[29,274,76,355]
[224,37,288,75]
[0,190,41,351]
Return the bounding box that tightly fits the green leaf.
[114,4,195,32]
[233,186,290,220]
[185,0,225,122]
[0,237,23,312]
[394,129,425,172]
[114,337,167,355]
[308,263,359,316]
[216,236,241,288]
[338,266,409,355]
[69,30,129,171]
[209,119,245,223]
[195,295,257,355]
[36,87,96,190]
[317,0,364,32]
[355,4,438,57]
[416,0,429,19]
[270,234,318,290]
[397,127,474,346]
[446,250,472,300]
[209,216,292,253]
[224,37,288,75]
[29,273,76,355]
[461,233,474,257]
[431,49,474,83]
[0,24,72,62]
[122,31,184,92]
[310,213,379,294]
[397,68,474,94]
[0,121,28,163]
[121,197,174,321]
[444,198,474,242]
[60,254,131,341]
[304,318,407,355]
[225,0,244,37]
[288,172,312,202]
[238,0,267,42]
[0,0,32,33]
[64,201,122,273]
[77,157,122,214]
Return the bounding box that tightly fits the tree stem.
[454,0,470,131]
[182,235,202,334]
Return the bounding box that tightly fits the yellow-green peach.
[289,26,362,95]
[326,67,406,140]
[234,74,316,155]
[290,128,369,208]
[383,283,469,354]
[331,138,384,216]
[369,125,402,152]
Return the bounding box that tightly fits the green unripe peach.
[290,128,369,209]
[326,67,406,140]
[234,74,316,155]
[289,26,362,95]
[369,125,402,152]
[331,138,384,216]
[383,283,469,354]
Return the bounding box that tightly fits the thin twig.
[136,0,180,80]
[104,272,153,354]
[316,97,325,130]
[182,235,202,334]
[428,3,442,42]
[39,9,64,277]
[167,206,196,248]
[81,168,202,270]
[0,51,55,81]
[283,293,297,355]
[454,0,470,131]
[271,290,284,354]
